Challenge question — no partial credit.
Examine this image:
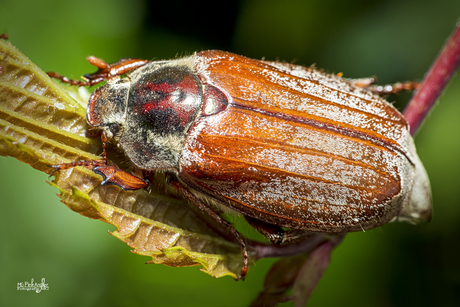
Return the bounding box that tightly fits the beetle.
[49,50,432,280]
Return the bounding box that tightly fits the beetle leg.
[47,57,148,87]
[49,127,110,173]
[46,72,93,86]
[277,229,315,244]
[82,57,149,85]
[50,131,149,190]
[93,164,149,190]
[170,178,249,281]
[50,158,149,190]
[49,158,107,176]
[347,77,420,95]
[367,81,420,95]
[244,216,284,244]
[348,77,376,88]
[245,216,315,245]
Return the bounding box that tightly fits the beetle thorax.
[88,56,203,171]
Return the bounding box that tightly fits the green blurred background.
[1,0,459,306]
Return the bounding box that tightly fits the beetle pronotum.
[49,50,432,280]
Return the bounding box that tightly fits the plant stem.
[403,22,460,136]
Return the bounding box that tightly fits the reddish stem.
[403,22,460,135]
[250,233,345,259]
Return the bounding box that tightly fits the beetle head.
[87,78,129,139]
[86,57,203,171]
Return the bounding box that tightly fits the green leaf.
[0,37,243,279]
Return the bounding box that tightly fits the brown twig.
[403,22,460,135]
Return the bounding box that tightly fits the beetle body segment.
[88,56,204,170]
[86,50,430,234]
[178,51,420,232]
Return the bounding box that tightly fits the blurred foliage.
[0,0,459,306]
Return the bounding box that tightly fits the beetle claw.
[93,163,149,191]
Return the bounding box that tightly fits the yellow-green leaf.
[0,37,243,279]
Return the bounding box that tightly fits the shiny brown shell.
[178,50,419,233]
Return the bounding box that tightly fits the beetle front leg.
[50,159,149,191]
[47,57,148,87]
[50,131,149,190]
[92,164,150,190]
[169,177,249,281]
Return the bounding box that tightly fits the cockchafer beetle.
[49,50,432,280]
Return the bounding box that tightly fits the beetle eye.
[108,123,120,136]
